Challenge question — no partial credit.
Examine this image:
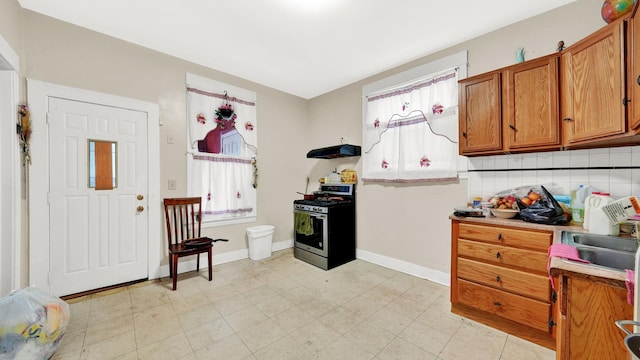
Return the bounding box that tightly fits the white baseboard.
[153,240,450,288]
[155,239,294,278]
[356,249,450,287]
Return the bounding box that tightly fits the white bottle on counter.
[584,192,620,236]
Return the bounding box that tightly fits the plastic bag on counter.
[488,183,564,210]
[517,185,570,225]
[0,286,70,360]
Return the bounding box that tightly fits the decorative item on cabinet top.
[601,0,636,24]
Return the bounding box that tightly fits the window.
[362,51,467,183]
[186,73,258,226]
[88,139,117,189]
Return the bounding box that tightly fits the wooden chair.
[163,197,228,290]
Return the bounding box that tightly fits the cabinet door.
[561,22,627,144]
[628,11,640,131]
[564,277,632,360]
[503,55,560,150]
[458,72,502,154]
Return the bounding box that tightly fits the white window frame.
[362,51,469,180]
[185,73,257,227]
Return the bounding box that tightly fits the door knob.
[137,206,144,212]
[137,194,144,200]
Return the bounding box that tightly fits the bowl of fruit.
[490,208,520,219]
[489,195,519,210]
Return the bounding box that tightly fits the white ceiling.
[18,0,577,99]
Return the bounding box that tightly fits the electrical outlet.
[168,180,176,190]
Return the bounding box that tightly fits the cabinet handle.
[623,98,630,106]
[497,233,502,241]
[496,252,501,259]
[462,131,467,138]
[551,290,557,303]
[637,75,640,85]
[493,301,502,307]
[548,318,557,328]
[509,124,516,131]
[495,275,501,282]
[563,118,572,122]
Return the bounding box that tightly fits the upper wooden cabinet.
[561,21,627,145]
[459,6,640,156]
[503,55,561,151]
[458,55,561,156]
[628,6,640,131]
[458,72,502,155]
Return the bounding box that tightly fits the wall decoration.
[18,104,32,164]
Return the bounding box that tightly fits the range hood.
[306,144,361,159]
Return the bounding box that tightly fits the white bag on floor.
[0,286,70,359]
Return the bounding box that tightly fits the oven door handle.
[311,213,327,220]
[294,210,327,220]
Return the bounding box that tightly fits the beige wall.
[19,9,311,270]
[0,0,23,58]
[0,0,611,283]
[307,0,604,276]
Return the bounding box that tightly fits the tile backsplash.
[465,146,640,201]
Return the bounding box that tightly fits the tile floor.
[53,249,556,360]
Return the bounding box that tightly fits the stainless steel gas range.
[293,183,356,270]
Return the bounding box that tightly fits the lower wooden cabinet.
[554,274,633,360]
[451,220,555,349]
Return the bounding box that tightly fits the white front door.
[48,97,149,296]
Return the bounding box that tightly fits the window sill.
[201,216,256,228]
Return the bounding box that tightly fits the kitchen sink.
[575,247,636,271]
[561,232,639,252]
[561,231,638,271]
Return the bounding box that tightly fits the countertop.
[450,214,629,287]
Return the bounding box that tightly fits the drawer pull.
[493,301,502,307]
[497,233,503,241]
[495,275,501,282]
[496,252,501,259]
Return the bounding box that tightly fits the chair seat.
[169,241,213,256]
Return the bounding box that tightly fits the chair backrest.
[163,197,203,248]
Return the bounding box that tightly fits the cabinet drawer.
[457,279,551,332]
[458,239,548,273]
[458,258,550,302]
[458,223,552,251]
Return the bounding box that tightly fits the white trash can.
[247,225,275,260]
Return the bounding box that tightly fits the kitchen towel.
[626,269,635,305]
[547,244,591,290]
[294,212,314,236]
